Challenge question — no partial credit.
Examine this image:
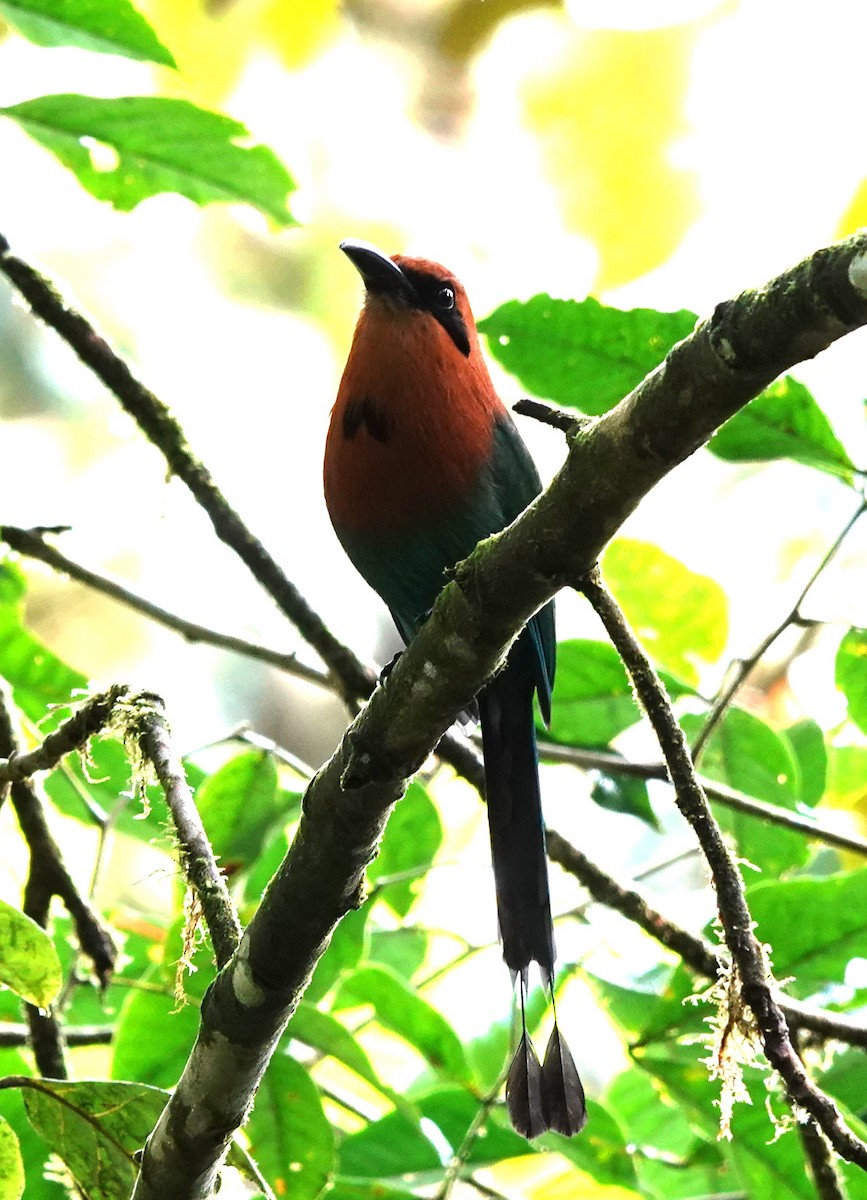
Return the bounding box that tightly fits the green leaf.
[0,557,187,840]
[337,1108,441,1180]
[367,782,442,918]
[21,1079,169,1198]
[726,1079,832,1200]
[0,900,62,1008]
[547,639,638,747]
[591,770,659,830]
[817,1046,867,1118]
[836,628,867,734]
[538,1096,640,1188]
[286,1001,417,1121]
[0,95,295,223]
[547,639,690,748]
[746,869,867,997]
[0,0,175,66]
[55,917,156,1028]
[305,906,369,1004]
[246,1053,335,1200]
[709,376,854,481]
[0,1115,24,1200]
[0,1051,68,1200]
[338,1086,531,1180]
[369,927,428,982]
[111,988,199,1088]
[826,743,867,810]
[240,828,289,907]
[587,968,706,1047]
[328,1183,417,1200]
[0,560,87,702]
[682,709,807,873]
[464,977,548,1091]
[602,539,728,685]
[640,1045,846,1198]
[606,1068,726,1200]
[783,718,827,806]
[416,1087,529,1167]
[479,295,697,415]
[334,965,470,1083]
[195,750,298,873]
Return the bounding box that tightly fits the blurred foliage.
[439,0,563,63]
[145,0,342,102]
[522,20,705,290]
[2,1,867,1198]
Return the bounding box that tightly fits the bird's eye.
[436,284,456,310]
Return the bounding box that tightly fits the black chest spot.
[342,395,392,443]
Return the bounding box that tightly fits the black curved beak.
[340,239,416,303]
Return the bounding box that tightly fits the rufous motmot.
[323,240,585,1138]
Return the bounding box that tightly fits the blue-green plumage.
[333,412,556,979]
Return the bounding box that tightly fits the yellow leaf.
[142,0,265,104]
[140,0,341,106]
[261,0,341,70]
[522,18,707,290]
[836,177,867,239]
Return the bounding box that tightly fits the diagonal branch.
[0,686,118,1078]
[125,232,867,1198]
[0,685,240,976]
[693,498,867,758]
[0,525,332,692]
[579,567,867,1168]
[128,694,241,969]
[0,231,373,708]
[545,829,867,1049]
[0,685,130,789]
[536,741,867,858]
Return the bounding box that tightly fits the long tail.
[478,633,586,1138]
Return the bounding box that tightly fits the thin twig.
[579,566,867,1170]
[792,1031,849,1200]
[0,688,117,992]
[693,499,867,759]
[466,1180,511,1200]
[0,684,130,787]
[129,695,241,969]
[513,397,588,434]
[0,682,241,973]
[435,1067,510,1200]
[535,740,867,859]
[0,525,333,693]
[0,1023,113,1048]
[0,687,117,1080]
[0,232,373,709]
[545,829,867,1049]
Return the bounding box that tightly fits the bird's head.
[340,239,474,358]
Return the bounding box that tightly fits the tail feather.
[478,632,586,1138]
[478,633,554,980]
[506,1029,546,1139]
[541,1022,587,1135]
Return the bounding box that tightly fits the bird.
[323,239,586,1139]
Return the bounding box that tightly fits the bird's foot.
[378,651,402,685]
